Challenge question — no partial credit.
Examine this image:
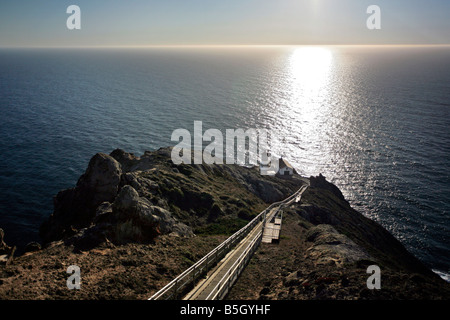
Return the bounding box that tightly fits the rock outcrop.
[111,185,193,242]
[40,153,122,243]
[64,184,193,250]
[305,224,371,266]
[39,149,196,248]
[39,147,304,250]
[309,173,347,203]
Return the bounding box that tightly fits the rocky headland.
[0,147,449,300]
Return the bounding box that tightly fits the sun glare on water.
[272,46,335,174]
[289,46,333,95]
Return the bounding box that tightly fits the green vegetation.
[237,208,255,221]
[194,217,249,236]
[138,156,272,235]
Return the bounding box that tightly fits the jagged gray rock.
[112,185,193,242]
[305,224,371,266]
[40,153,122,243]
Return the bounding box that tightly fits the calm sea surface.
[0,46,449,280]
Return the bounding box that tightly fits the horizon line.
[1,44,450,49]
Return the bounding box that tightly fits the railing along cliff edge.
[149,184,307,300]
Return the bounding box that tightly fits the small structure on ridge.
[277,157,294,177]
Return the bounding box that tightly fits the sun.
[289,46,333,93]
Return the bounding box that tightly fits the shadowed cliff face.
[297,181,438,277]
[39,147,306,250]
[227,176,450,300]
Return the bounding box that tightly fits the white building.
[277,157,294,176]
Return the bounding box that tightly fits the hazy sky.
[1,0,449,47]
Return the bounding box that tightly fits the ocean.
[0,46,449,280]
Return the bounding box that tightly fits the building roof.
[279,157,293,169]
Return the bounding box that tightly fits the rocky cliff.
[0,147,449,299]
[38,147,305,250]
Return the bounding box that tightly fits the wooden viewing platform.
[262,214,283,244]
